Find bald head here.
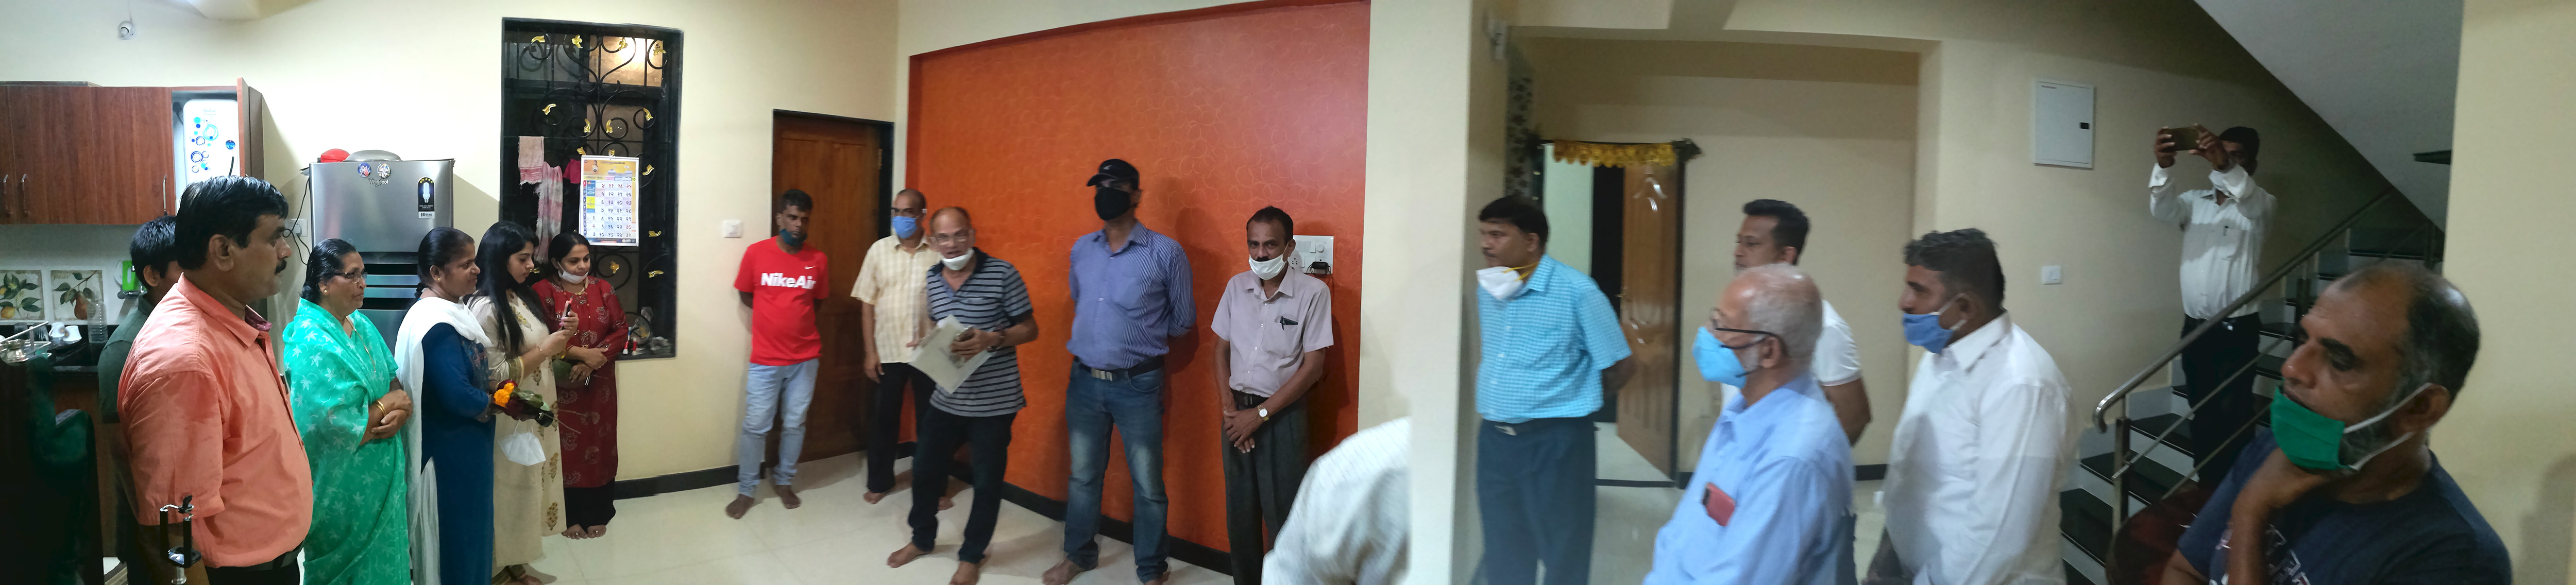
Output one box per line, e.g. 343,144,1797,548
930,206,972,231
1720,264,1823,368
895,188,927,211
928,206,977,259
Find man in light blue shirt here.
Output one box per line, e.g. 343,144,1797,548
1649,264,1855,585
1472,195,1635,585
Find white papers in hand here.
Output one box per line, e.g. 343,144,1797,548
911,316,995,394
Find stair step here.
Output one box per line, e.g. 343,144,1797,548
2083,452,2190,506
2066,562,2098,585
2131,414,2197,459
2060,489,2113,563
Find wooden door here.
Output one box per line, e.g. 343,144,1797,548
87,87,174,223
770,112,886,463
1615,164,1682,475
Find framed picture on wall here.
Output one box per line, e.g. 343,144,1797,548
0,269,46,322
50,269,105,322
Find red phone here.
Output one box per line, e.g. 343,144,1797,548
1701,482,1736,526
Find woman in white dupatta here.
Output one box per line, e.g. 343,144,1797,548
395,227,518,585
468,221,573,585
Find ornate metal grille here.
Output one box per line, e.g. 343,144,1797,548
500,18,682,358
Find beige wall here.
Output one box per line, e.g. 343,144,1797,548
0,0,901,479
2436,0,2576,579
1720,0,2414,426
1522,38,1919,468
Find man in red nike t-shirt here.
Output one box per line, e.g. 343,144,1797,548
727,189,830,519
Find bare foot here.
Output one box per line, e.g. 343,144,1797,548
778,484,802,509
1143,572,1168,585
725,494,754,519
1042,559,1088,585
584,524,606,538
940,495,955,511
887,543,930,568
561,525,586,539
865,491,887,505
951,561,983,585
516,574,544,585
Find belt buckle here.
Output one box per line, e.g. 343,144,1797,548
1496,423,1517,436
1091,368,1114,380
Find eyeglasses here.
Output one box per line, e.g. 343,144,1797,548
927,231,972,246
1704,310,1776,349
891,206,926,217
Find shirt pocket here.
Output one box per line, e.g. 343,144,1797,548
1255,314,1305,359
1110,274,1165,314
955,292,1006,325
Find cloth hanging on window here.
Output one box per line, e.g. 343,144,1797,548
517,136,563,261
1549,139,1702,168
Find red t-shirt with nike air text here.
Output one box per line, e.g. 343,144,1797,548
734,237,829,365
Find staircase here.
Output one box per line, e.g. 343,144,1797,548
2062,188,2442,585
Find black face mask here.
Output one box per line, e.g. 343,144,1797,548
1094,186,1132,220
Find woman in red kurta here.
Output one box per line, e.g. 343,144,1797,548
532,233,628,539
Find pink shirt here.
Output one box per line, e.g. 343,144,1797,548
1210,269,1334,397
117,275,311,567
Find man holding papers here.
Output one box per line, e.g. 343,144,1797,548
888,207,1037,585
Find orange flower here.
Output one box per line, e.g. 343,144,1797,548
492,380,517,406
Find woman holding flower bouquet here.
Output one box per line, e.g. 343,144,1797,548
470,221,574,585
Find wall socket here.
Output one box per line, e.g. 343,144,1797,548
2041,265,2063,285
721,219,742,238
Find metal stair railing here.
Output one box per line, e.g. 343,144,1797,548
2083,186,2402,573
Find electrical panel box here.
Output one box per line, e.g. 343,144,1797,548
2033,79,2095,168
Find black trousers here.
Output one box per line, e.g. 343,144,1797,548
910,407,1016,564
1476,417,1596,585
868,363,935,494
1222,391,1310,585
204,550,298,585
2179,314,2265,483
565,485,616,527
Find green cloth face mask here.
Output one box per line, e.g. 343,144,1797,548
2269,382,2431,472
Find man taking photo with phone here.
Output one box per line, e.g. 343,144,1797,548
2149,124,2275,484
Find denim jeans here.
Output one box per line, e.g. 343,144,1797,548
737,359,818,495
1063,363,1170,582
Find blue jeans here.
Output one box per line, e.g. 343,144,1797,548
1063,363,1169,582
737,359,818,495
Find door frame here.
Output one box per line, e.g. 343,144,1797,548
769,110,895,235
766,109,894,466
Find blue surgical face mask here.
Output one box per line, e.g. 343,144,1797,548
891,215,920,239
1693,327,1755,387
1902,295,1965,353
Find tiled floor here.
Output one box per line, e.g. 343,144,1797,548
520,454,1228,585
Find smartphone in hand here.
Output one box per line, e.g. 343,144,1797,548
2161,126,2201,152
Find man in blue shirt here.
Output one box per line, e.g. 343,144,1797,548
1472,195,1635,585
1049,159,1195,585
2162,264,2507,584
1648,264,1854,585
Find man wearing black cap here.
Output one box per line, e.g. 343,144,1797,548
2149,124,2274,483
1050,158,1195,585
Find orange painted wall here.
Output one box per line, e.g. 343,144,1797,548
906,1,1368,554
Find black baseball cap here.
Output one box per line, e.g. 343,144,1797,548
1086,159,1140,188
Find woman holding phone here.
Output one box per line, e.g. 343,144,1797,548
533,232,626,540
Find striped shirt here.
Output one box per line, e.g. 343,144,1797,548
850,235,941,363
923,249,1032,417
1474,255,1632,423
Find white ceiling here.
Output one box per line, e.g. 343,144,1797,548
2193,0,2463,223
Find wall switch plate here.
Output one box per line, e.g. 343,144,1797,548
2041,265,2063,285
1293,235,1335,274
721,219,742,238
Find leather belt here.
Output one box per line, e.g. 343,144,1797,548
1080,355,1163,380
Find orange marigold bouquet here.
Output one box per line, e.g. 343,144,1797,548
488,380,557,426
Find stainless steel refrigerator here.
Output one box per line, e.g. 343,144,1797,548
307,158,454,345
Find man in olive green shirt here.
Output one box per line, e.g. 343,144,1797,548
96,216,183,416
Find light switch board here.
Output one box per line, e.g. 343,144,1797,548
2041,265,2063,285
722,219,743,238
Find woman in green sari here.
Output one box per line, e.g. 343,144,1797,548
285,238,416,584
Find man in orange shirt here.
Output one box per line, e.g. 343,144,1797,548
118,176,310,585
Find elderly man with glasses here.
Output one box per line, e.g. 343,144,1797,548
1645,263,1855,585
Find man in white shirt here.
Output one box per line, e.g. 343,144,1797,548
1263,418,1410,585
1869,228,2073,585
1730,199,1870,444
2149,125,2274,482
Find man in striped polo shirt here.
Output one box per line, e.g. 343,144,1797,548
1471,195,1635,585
887,207,1037,585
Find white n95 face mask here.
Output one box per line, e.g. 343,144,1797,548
1476,266,1524,301
940,251,973,271
1249,253,1287,280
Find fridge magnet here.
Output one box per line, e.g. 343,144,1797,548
52,269,104,321
0,270,46,322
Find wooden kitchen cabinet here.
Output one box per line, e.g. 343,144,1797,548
0,80,259,225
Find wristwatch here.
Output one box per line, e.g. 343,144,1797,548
1257,407,1270,421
